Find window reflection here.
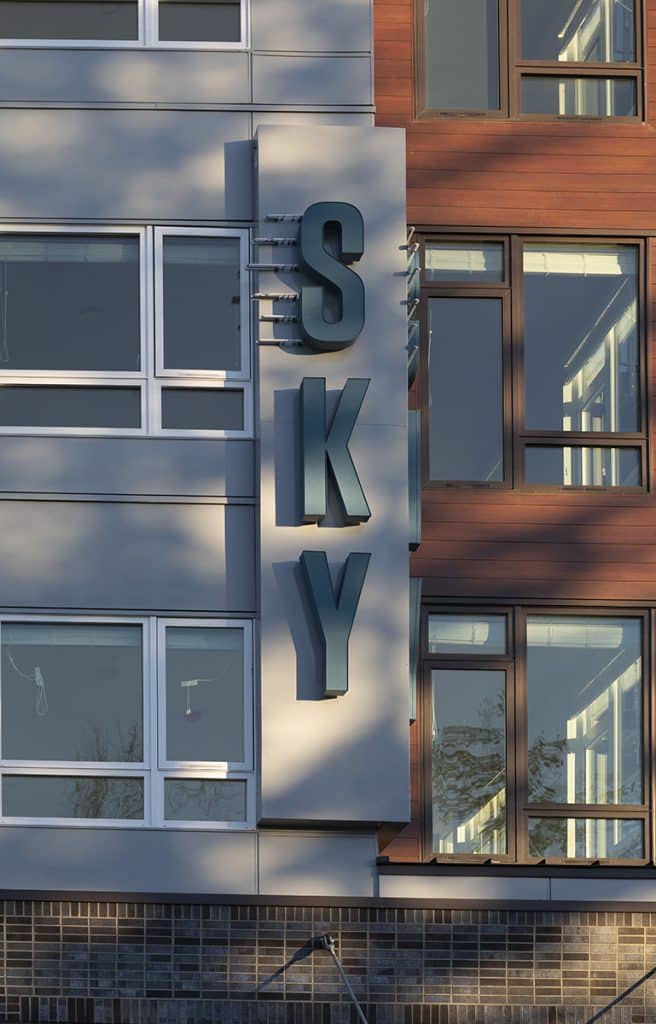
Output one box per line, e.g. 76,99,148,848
2,775,144,820
521,75,636,116
529,817,643,860
524,245,639,432
525,445,641,487
432,669,506,855
527,617,642,806
428,297,504,482
1,623,143,763
521,0,635,63
424,0,500,111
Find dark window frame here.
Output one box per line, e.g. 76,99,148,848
415,0,644,120
420,604,652,867
419,232,648,492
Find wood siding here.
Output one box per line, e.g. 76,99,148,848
375,0,656,863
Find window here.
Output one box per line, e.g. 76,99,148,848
418,0,641,118
0,0,245,47
421,236,645,488
0,616,254,828
0,226,252,437
424,608,648,863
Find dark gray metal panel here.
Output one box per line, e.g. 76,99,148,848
301,378,371,524
0,826,257,893
0,109,252,221
251,0,371,53
0,49,249,104
0,437,255,498
409,577,422,724
408,410,422,549
252,55,372,107
0,500,256,611
299,550,370,698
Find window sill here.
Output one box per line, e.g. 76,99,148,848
0,40,248,52
378,861,656,878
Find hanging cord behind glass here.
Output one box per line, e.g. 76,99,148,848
6,649,48,716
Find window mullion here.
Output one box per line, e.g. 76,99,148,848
142,0,156,46
514,608,529,862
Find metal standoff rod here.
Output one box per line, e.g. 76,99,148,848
256,933,369,1023
317,934,369,1024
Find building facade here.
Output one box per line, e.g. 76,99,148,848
375,0,656,1020
3,1,656,1023
0,1,413,1021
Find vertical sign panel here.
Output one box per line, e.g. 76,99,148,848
257,125,409,825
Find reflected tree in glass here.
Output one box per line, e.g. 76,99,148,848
432,670,506,855
527,617,642,807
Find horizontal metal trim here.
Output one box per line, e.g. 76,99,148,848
0,889,656,912
0,493,256,504
378,863,656,879
0,100,375,113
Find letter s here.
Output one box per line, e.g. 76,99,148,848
298,201,365,352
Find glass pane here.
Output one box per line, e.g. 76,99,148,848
1,623,143,762
0,0,138,39
0,386,141,429
2,776,144,819
529,818,644,860
521,0,635,62
525,446,641,487
524,244,639,432
159,0,240,42
162,237,241,371
164,779,246,822
0,236,140,371
425,242,504,283
424,0,500,110
521,76,636,116
428,614,507,655
432,669,506,855
161,388,243,431
527,616,642,805
428,297,504,481
165,627,245,763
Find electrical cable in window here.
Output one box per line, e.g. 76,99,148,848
6,648,48,716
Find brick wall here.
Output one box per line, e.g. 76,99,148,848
1,901,656,1022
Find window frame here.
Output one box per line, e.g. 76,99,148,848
156,616,254,773
416,0,644,121
0,223,252,440
0,613,255,830
419,232,648,492
420,604,651,867
0,0,249,50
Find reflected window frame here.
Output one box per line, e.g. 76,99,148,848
420,605,651,866
0,0,248,50
421,605,518,864
417,0,643,120
0,223,253,440
0,613,255,831
419,232,647,492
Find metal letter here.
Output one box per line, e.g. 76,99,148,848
299,201,365,351
301,377,371,525
300,550,371,698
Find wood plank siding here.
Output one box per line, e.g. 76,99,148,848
376,0,656,230
375,0,656,862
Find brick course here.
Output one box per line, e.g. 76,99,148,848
1,903,656,1022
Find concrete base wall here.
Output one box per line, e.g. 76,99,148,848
1,901,655,1022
